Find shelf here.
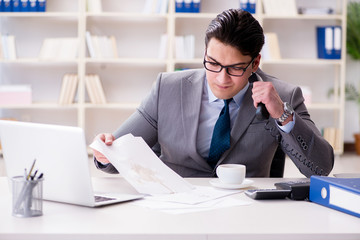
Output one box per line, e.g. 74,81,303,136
85,58,167,66
0,12,79,17
174,58,203,64
262,14,343,20
0,103,79,109
174,13,218,19
86,12,168,19
0,58,78,64
262,59,343,65
84,103,139,109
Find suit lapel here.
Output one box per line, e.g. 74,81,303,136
181,70,212,170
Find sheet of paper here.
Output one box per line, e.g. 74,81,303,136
90,134,194,195
133,191,251,214
148,186,243,205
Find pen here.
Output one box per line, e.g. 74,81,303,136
26,159,36,181
36,173,44,180
31,170,38,180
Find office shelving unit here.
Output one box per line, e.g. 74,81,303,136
0,0,347,154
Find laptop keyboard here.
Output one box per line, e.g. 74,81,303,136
95,195,116,202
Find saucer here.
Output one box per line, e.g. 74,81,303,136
209,178,254,190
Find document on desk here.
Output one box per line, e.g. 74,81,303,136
90,134,195,195
134,186,251,214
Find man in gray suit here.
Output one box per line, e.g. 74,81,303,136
93,9,334,178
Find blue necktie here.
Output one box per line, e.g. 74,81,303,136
208,99,232,168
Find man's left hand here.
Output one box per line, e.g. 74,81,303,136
252,81,285,120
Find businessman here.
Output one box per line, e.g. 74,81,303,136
93,9,334,178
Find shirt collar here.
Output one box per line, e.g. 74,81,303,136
206,78,250,107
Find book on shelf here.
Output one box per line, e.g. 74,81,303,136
87,0,102,13
322,127,342,151
0,85,32,105
175,34,195,59
58,74,79,105
109,36,119,58
86,31,118,59
317,26,342,60
7,35,17,60
85,74,107,104
39,38,79,60
158,34,168,59
0,34,17,60
261,32,281,60
309,176,360,218
240,0,256,14
298,7,333,15
262,0,297,16
175,0,201,13
143,0,169,14
86,31,96,58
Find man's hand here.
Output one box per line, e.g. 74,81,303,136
92,133,115,164
252,81,285,120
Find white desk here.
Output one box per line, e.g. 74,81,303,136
0,177,359,240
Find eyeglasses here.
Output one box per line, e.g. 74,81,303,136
203,56,255,77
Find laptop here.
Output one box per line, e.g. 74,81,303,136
0,120,143,207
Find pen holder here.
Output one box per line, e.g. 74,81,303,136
11,176,44,218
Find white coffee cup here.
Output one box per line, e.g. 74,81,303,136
216,164,246,184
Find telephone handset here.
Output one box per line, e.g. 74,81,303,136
249,73,270,121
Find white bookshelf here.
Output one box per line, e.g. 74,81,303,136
0,0,347,154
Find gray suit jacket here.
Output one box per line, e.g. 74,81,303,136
97,68,334,177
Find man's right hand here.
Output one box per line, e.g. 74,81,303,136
92,133,115,164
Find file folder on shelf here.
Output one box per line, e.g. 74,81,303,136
20,0,29,11
29,0,37,12
192,0,200,13
3,0,11,12
12,0,21,12
309,176,360,218
175,0,200,13
240,0,256,14
316,26,342,59
175,0,184,12
183,0,192,12
37,0,46,12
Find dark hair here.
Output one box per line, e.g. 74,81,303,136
205,9,264,59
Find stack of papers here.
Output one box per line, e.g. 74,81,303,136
90,134,251,213
134,186,251,214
